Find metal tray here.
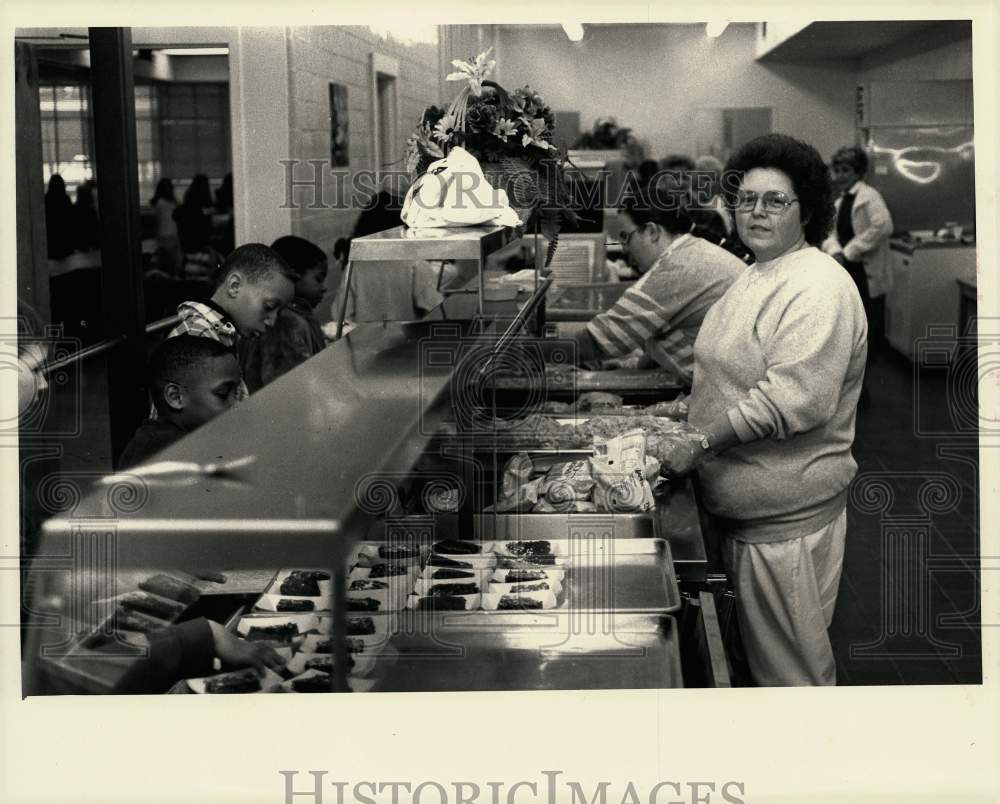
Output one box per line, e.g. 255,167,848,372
370,611,682,691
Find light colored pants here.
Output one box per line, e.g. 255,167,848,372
725,509,847,687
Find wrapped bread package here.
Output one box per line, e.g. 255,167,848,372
501,452,534,499
490,477,543,513
532,498,597,514
590,429,655,513
541,460,595,502
482,590,558,611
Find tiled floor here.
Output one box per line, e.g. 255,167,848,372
830,346,982,685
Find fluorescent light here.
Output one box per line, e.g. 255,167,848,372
705,22,729,38
561,23,585,42
159,47,228,57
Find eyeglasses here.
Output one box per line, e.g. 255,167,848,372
733,191,799,214
619,228,640,248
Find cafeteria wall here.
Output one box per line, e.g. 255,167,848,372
286,26,442,255
495,23,856,161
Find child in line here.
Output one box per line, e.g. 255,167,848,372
241,235,329,391
166,242,297,403
120,336,242,469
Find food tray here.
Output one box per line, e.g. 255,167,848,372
371,611,682,691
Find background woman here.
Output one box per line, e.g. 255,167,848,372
150,177,181,275
655,133,868,686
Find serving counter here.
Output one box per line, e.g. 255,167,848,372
27,226,728,695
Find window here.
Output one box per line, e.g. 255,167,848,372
156,82,231,197
39,84,95,195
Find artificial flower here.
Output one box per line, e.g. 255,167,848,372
432,114,457,143
493,118,519,142
445,47,496,97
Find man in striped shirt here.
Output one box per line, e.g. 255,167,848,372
572,196,745,386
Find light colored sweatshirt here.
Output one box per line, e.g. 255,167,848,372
688,246,868,542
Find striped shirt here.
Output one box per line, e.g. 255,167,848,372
586,234,744,384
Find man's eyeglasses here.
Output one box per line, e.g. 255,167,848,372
733,191,799,214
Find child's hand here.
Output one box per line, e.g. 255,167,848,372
209,621,287,673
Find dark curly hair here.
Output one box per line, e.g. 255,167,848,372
832,145,868,176
721,134,835,247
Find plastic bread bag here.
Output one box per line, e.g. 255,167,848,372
254,594,328,614
501,452,535,499
541,460,595,502
481,590,558,611
491,476,544,513
400,146,522,229
592,473,655,513
237,614,320,642
285,651,376,679
643,397,689,420
488,578,563,598
490,566,566,584
268,569,334,598
281,669,376,693
186,667,283,694
405,592,482,612
643,455,662,481
532,497,597,514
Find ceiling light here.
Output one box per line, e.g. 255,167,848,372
705,22,729,38
159,48,229,57
561,23,585,42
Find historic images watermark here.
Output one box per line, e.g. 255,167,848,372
278,160,733,214
279,771,748,804
843,316,993,664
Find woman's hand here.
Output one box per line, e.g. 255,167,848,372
209,621,287,673
656,437,708,479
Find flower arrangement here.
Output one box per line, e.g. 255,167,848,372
573,116,635,150
405,48,577,265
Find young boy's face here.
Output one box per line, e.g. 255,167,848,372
296,260,328,308
227,271,295,336
175,353,241,430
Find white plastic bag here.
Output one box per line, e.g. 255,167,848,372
401,146,521,229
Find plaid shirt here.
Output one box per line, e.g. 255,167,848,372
587,235,744,385
149,301,249,419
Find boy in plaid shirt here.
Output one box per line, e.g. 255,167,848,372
162,243,296,406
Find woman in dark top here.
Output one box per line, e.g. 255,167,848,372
44,174,75,259
173,174,214,255
72,180,101,253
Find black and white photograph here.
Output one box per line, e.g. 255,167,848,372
2,7,997,804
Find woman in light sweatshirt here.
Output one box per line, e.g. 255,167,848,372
655,134,868,686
